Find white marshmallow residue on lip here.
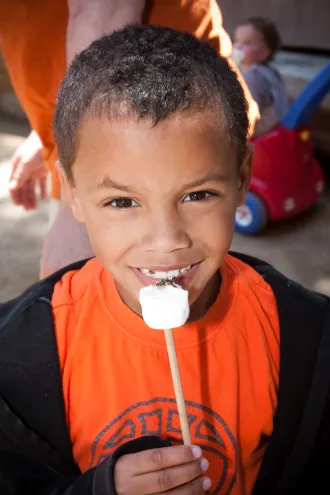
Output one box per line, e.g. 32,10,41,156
139,283,190,330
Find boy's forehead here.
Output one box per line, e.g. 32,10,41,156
77,111,226,154
73,112,237,187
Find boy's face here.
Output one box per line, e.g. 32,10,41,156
63,112,252,319
233,25,270,68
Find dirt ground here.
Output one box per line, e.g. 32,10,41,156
1,116,330,302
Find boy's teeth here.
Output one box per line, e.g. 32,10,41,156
140,265,192,279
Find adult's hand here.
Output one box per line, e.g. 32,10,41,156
9,130,48,210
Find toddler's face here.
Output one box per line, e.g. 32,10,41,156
63,112,251,320
233,24,270,68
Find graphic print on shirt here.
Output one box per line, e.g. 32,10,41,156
89,398,237,495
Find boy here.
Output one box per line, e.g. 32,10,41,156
3,0,259,279
233,17,290,135
0,25,329,495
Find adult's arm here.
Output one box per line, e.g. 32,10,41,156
66,0,146,66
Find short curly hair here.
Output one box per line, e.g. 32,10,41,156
54,24,249,181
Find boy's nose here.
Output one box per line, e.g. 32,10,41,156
142,209,191,253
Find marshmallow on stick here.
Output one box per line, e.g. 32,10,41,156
139,279,191,445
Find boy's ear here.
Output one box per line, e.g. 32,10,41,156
57,162,85,224
237,144,254,207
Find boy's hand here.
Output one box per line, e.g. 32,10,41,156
114,444,211,495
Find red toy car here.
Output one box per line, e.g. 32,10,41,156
235,62,329,234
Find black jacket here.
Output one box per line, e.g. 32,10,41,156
0,253,329,494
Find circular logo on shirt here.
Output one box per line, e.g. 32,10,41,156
89,398,237,495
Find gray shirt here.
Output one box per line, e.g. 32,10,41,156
242,63,291,135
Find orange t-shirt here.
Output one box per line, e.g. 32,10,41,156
0,0,229,200
52,255,280,494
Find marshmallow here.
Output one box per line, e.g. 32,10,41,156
139,282,190,330
230,48,244,65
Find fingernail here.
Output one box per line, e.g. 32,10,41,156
203,477,212,491
191,445,202,458
200,458,209,472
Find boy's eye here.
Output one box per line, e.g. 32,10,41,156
183,191,215,202
107,198,139,208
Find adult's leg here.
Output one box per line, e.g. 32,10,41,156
40,200,94,278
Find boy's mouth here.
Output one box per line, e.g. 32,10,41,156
138,265,192,280
132,263,199,288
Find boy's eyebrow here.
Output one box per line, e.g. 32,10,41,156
92,171,227,193
183,171,228,189
92,176,135,193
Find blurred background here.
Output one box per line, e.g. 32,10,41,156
0,0,329,301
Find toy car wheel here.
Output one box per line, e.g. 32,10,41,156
235,192,268,234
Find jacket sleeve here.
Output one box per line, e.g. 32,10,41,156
0,436,169,495
0,453,97,495
298,307,330,489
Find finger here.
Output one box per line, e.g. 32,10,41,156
9,187,22,206
21,187,33,211
160,475,212,495
134,458,207,494
9,175,21,193
10,191,24,207
39,176,48,200
129,445,203,476
22,181,37,210
9,161,27,189
27,181,38,210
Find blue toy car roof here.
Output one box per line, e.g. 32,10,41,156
281,62,330,130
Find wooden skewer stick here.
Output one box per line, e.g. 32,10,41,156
164,328,191,445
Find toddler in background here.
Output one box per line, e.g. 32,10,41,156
233,17,291,136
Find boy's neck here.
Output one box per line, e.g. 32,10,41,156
188,271,221,322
